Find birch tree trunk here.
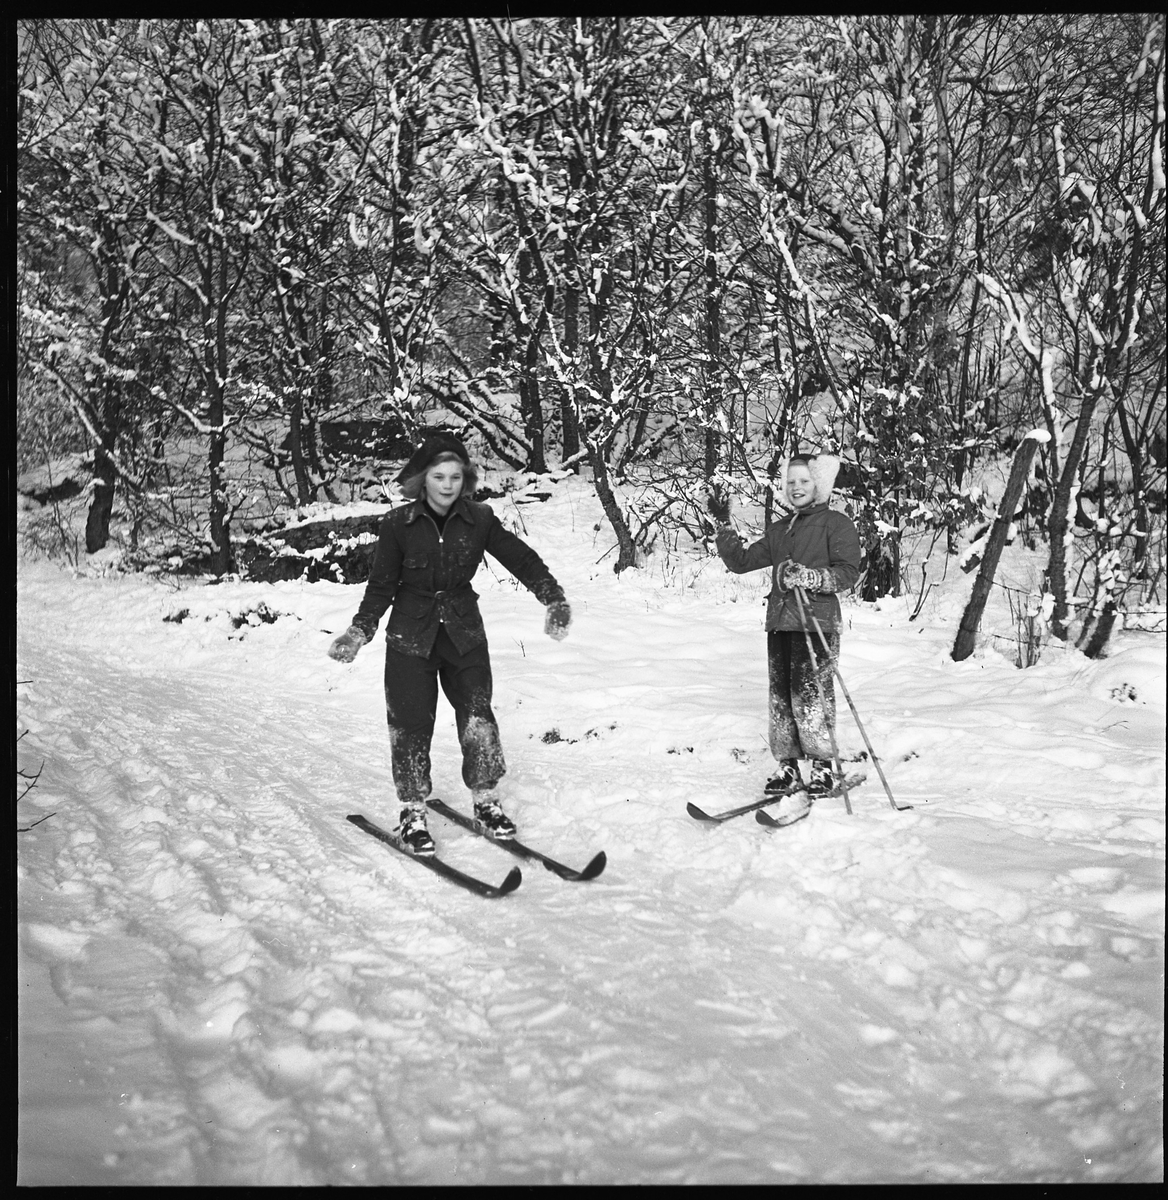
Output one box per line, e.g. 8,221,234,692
952,431,1044,661
1045,378,1105,641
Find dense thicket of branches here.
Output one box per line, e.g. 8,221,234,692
17,16,1166,651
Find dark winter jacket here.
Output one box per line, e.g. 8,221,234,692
716,502,862,633
351,495,565,657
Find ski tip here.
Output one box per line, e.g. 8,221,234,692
686,802,713,821
756,806,810,829
579,850,607,880
497,865,523,895
346,813,366,827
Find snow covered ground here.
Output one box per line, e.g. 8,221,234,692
16,478,1164,1183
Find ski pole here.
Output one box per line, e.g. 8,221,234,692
794,586,911,812
792,586,852,816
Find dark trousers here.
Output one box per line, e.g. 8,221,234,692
384,626,506,805
767,628,839,762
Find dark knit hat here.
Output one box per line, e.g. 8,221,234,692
395,431,470,483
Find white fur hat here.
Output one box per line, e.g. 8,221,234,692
783,453,841,503
807,454,841,502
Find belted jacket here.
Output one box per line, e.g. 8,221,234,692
351,496,565,657
716,502,862,633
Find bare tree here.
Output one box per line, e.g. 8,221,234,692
979,14,1165,650
18,19,154,553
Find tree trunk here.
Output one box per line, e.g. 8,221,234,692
83,219,131,553
702,127,722,480
287,389,313,507
587,441,638,572
861,535,901,603
206,252,233,577
84,380,122,553
561,284,581,467
515,245,547,473
85,449,117,553
519,369,547,474
1079,598,1118,659
1114,396,1149,579
1046,380,1105,640
519,318,547,474
559,149,585,470
952,432,1042,661
207,405,231,575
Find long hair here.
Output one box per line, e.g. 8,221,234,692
398,451,478,502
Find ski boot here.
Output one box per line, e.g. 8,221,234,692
397,804,435,857
473,790,517,839
764,758,804,795
805,759,836,798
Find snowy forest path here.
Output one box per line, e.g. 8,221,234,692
18,632,962,1183
16,563,1164,1185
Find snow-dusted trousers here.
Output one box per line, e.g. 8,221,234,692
766,628,839,762
383,625,506,805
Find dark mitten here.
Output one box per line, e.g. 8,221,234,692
706,484,731,526
544,600,572,641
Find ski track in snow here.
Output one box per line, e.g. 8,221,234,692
16,483,1165,1184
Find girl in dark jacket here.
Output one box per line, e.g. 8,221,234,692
328,433,571,855
709,452,861,825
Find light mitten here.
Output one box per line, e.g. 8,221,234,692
328,625,368,662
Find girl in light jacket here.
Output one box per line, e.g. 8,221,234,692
709,452,861,824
